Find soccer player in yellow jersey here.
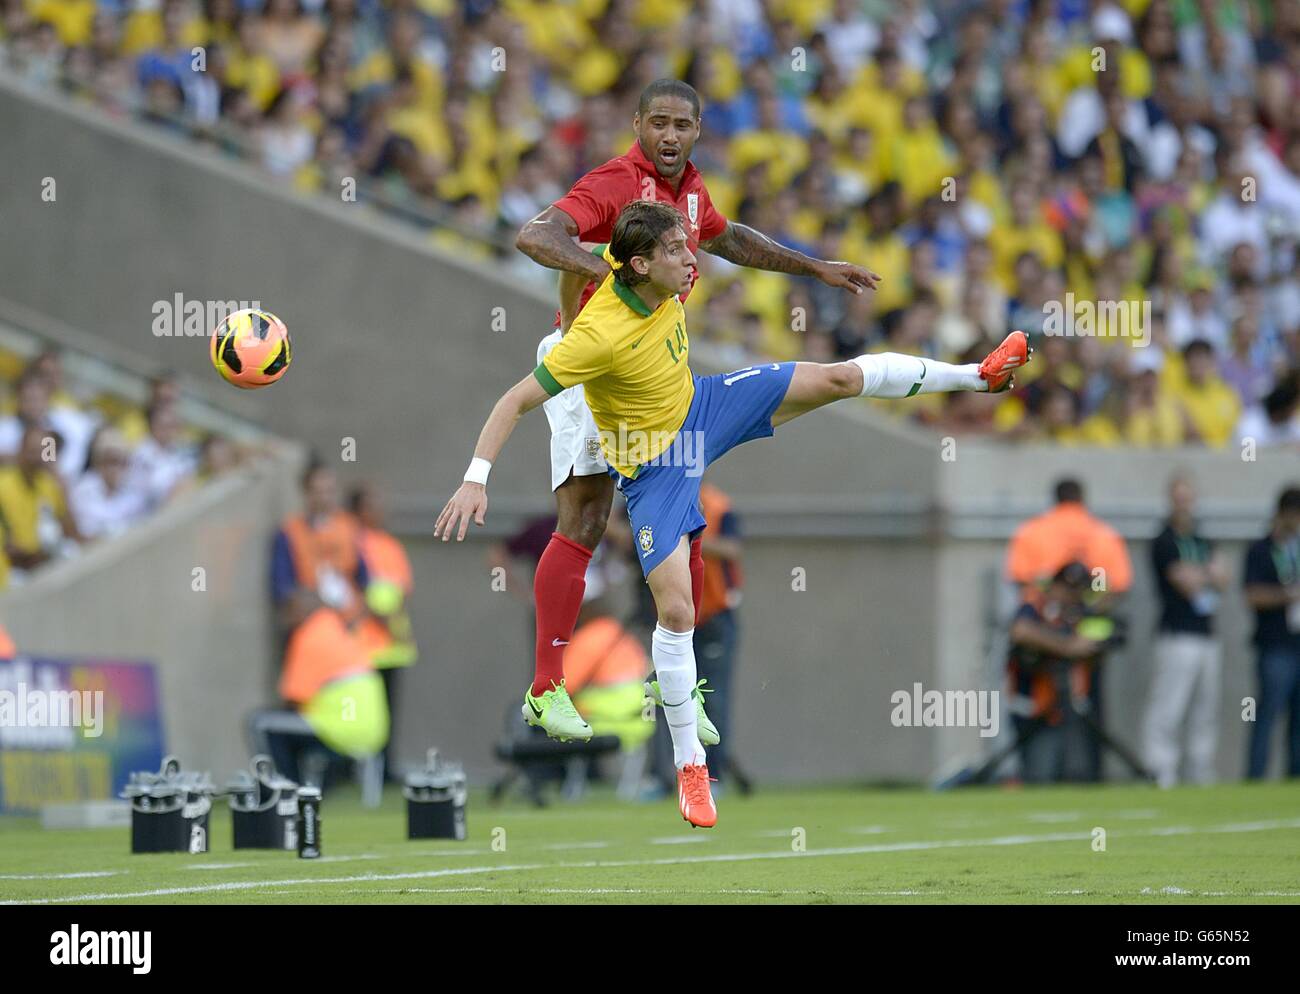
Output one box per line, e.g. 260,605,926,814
437,201,1031,828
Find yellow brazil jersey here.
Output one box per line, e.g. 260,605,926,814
0,466,66,555
535,274,694,479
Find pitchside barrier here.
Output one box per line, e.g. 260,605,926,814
2,74,1295,784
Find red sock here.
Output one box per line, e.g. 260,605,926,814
531,532,592,696
689,535,704,626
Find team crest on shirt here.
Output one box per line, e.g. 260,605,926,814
585,436,600,458
686,193,699,227
638,525,655,557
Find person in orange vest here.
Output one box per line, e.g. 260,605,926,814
561,612,653,751
270,460,369,630
1005,478,1133,781
247,591,390,787
1005,478,1133,606
0,622,16,658
348,483,418,780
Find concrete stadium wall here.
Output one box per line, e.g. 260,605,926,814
0,447,305,778
3,76,1296,785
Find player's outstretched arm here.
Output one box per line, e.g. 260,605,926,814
699,221,880,293
516,206,612,284
434,373,550,542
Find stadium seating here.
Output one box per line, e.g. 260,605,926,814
2,0,1295,446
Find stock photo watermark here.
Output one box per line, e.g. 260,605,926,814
1042,294,1152,348
890,683,1000,739
151,294,262,337
0,660,105,742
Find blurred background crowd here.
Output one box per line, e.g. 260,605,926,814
0,343,252,589
2,0,1298,447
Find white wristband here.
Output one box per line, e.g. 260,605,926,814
464,457,491,486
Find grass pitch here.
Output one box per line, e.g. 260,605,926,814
2,782,1298,904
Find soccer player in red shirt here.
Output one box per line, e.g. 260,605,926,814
508,78,879,740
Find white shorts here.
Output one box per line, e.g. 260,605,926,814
537,330,607,491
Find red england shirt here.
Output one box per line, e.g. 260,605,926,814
550,142,728,324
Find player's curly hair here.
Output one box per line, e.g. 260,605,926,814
609,200,686,287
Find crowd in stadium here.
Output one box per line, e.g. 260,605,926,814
0,347,245,588
3,0,1298,445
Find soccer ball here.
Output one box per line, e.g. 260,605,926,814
210,308,293,389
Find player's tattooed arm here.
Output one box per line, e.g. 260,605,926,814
435,374,551,542
516,206,612,283
558,269,587,333
558,242,602,333
700,221,881,293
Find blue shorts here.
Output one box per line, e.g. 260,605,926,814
612,362,796,577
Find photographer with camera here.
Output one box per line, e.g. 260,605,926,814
1007,562,1110,784
1005,480,1134,780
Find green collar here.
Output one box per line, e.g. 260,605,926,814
611,278,656,317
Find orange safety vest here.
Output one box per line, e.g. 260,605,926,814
0,623,15,658
561,616,649,695
279,606,373,705
698,484,743,625
281,511,363,608
360,527,413,594
1005,502,1133,593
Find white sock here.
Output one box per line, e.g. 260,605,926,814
652,623,704,768
850,353,986,397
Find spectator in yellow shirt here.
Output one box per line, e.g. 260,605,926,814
1118,368,1186,447
28,0,95,47
0,425,83,581
729,92,809,193
1170,340,1242,447
989,183,1064,290
887,95,955,207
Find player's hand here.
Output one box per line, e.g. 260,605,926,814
815,260,881,294
434,482,488,542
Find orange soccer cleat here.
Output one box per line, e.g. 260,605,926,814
676,763,718,829
978,330,1032,392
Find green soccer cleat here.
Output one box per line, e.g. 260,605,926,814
644,678,720,746
522,680,593,742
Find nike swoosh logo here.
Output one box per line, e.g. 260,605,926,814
527,699,543,719
630,333,649,349
551,638,569,647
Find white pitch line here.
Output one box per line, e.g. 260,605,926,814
326,887,949,898
544,842,610,851
1,864,551,905
315,853,381,864
1052,890,1300,898
0,870,124,881
10,817,1300,905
